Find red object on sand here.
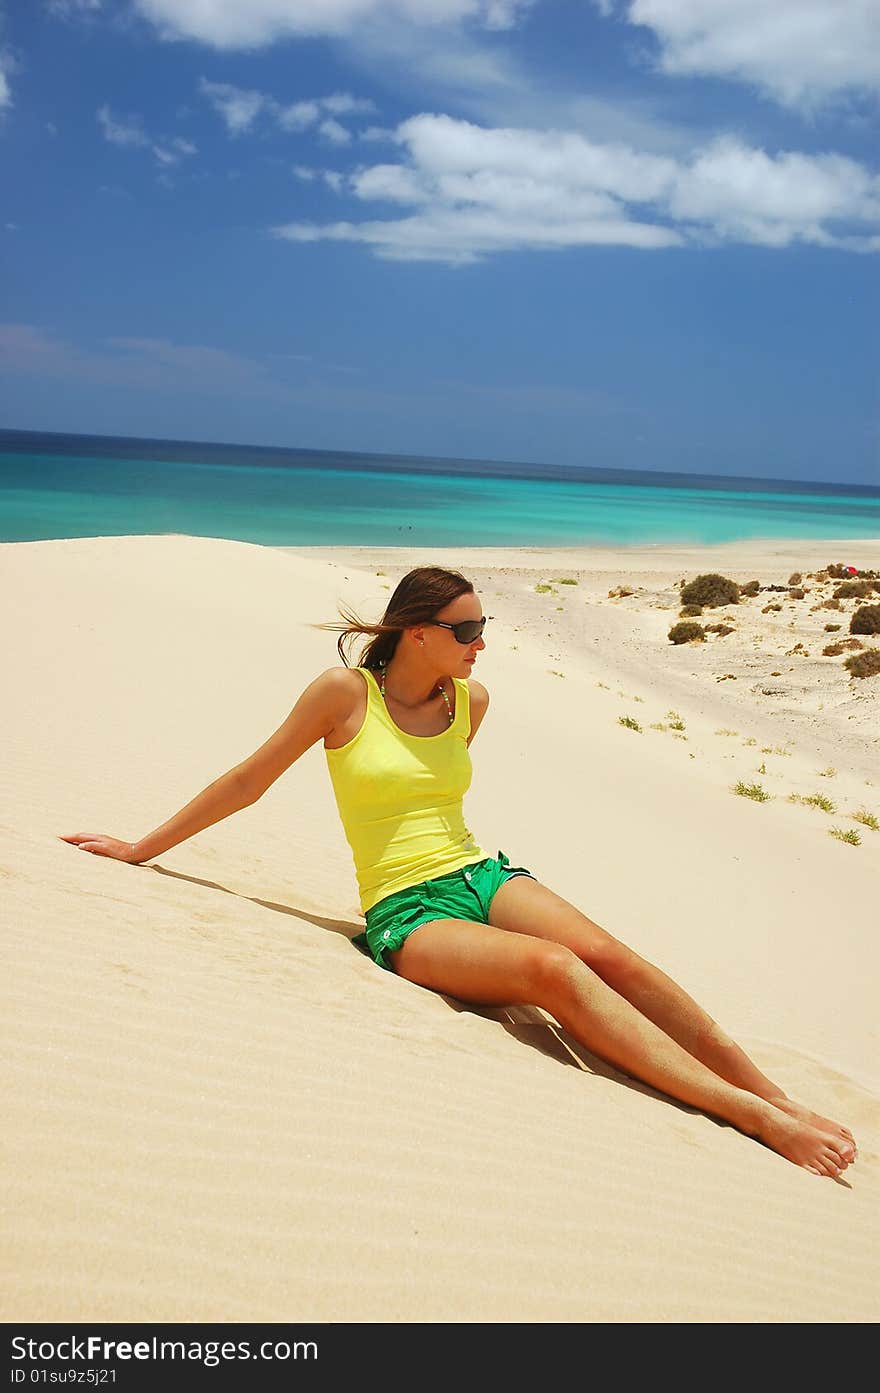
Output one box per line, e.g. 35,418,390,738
845,565,858,575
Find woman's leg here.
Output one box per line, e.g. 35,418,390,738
488,875,856,1151
388,919,854,1177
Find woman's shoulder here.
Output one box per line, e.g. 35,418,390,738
311,664,370,711
465,676,490,713
463,677,489,744
318,664,370,693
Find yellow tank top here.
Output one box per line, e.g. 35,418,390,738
324,666,487,913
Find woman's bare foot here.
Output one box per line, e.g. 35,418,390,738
768,1096,857,1159
752,1102,855,1177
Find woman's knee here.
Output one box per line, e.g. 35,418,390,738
582,932,648,985
524,940,587,1004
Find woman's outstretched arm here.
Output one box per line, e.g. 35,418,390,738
59,667,357,865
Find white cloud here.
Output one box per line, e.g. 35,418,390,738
152,137,199,165
277,99,320,131
293,164,347,190
47,0,102,14
134,1,534,49
271,112,880,263
0,67,10,111
320,93,377,116
98,105,198,166
359,125,396,142
669,138,879,236
319,117,351,145
97,104,149,147
609,0,880,108
198,79,267,134
200,80,375,139
0,323,301,398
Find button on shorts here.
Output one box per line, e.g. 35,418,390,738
356,850,535,972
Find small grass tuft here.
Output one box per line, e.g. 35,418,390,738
852,809,879,831
733,781,771,802
829,828,861,846
618,715,642,731
789,793,836,813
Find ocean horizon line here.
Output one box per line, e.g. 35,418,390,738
3,426,877,499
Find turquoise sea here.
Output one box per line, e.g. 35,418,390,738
1,429,877,548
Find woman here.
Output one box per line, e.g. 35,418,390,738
61,565,856,1178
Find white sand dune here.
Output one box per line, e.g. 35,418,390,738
2,532,878,1322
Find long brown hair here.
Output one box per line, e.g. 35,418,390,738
313,566,475,669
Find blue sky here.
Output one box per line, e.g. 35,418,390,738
1,0,878,484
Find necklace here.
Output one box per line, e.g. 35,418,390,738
378,661,453,725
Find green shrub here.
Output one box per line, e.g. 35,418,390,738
740,580,761,596
679,604,703,617
788,572,802,585
850,603,880,635
680,573,740,607
845,649,880,679
668,621,705,644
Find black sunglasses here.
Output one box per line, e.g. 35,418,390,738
425,616,487,644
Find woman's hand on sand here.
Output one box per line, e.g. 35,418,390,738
59,833,139,863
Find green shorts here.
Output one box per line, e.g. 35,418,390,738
355,850,535,972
